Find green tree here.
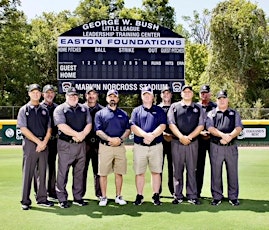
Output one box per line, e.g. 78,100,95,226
74,0,124,24
185,42,209,99
30,11,77,89
208,0,269,107
182,9,211,45
140,0,175,29
0,0,35,105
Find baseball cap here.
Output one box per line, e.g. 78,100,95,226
107,89,119,97
141,86,153,95
86,86,98,94
200,85,210,93
66,87,78,95
28,84,41,92
217,90,228,99
43,84,54,93
181,85,193,92
161,86,172,93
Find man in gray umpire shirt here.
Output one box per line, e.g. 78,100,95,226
53,87,92,208
206,90,243,206
17,84,53,210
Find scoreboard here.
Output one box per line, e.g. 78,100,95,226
57,19,185,94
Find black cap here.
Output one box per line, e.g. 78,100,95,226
217,90,228,99
181,85,193,91
66,87,78,95
28,84,41,92
161,86,172,93
43,84,54,93
85,86,98,94
200,85,210,93
107,89,119,97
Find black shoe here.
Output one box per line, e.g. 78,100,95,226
73,199,88,206
21,204,31,210
37,200,54,207
211,199,222,206
229,199,240,206
152,193,162,205
133,194,144,205
59,201,70,208
172,198,183,204
188,198,201,205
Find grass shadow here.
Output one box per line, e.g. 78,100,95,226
30,197,269,218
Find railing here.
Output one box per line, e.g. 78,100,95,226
1,106,269,120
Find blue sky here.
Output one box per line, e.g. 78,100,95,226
19,0,269,26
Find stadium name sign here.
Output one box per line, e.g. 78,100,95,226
57,19,185,94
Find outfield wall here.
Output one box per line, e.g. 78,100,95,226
0,119,269,146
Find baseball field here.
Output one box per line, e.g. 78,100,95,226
0,146,268,230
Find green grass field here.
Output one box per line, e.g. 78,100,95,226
0,146,268,230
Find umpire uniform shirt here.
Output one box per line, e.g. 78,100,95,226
167,101,204,200
206,108,243,200
53,102,92,202
17,103,51,205
130,105,167,145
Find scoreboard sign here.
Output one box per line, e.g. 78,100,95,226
57,19,185,94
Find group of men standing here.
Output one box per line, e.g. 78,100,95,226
17,83,243,210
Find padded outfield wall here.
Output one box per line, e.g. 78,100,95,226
0,119,268,146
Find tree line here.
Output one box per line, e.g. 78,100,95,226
0,0,268,114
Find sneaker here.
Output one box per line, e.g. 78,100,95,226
133,194,144,205
59,201,70,208
115,196,127,205
229,199,240,206
21,204,30,210
99,197,108,206
152,193,162,206
188,198,201,205
73,199,88,206
172,198,183,204
211,199,222,206
37,200,54,207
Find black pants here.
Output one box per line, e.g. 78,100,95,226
159,140,174,196
196,137,210,197
82,141,101,198
47,139,58,197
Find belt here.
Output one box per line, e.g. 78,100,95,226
172,137,197,142
136,142,160,147
100,140,122,146
211,139,235,146
50,135,58,141
59,137,81,144
87,137,99,144
37,137,44,141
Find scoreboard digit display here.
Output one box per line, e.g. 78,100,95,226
57,19,185,94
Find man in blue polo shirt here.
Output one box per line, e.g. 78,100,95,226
95,89,130,207
167,85,204,205
130,86,166,206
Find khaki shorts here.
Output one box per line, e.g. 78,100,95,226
98,143,127,176
133,143,163,175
